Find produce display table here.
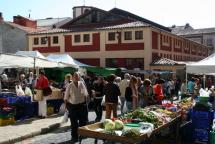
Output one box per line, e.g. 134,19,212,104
78,115,181,144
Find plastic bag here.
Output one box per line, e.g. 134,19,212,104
25,87,33,97
139,122,154,137
118,96,121,106
123,101,128,113
59,103,66,114
101,95,105,106
61,111,69,124
15,85,25,96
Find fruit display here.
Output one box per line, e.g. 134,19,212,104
178,98,193,111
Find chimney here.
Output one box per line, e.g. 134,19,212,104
0,12,3,22
13,15,37,28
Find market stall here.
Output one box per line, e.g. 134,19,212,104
0,53,76,125
78,105,182,144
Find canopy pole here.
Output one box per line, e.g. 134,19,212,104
185,70,188,91
203,74,206,89
32,57,36,101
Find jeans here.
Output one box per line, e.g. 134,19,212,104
120,97,125,115
66,102,87,139
126,101,132,112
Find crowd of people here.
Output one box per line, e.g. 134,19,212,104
1,69,213,142
62,72,189,142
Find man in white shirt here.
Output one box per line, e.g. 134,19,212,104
64,72,88,142
119,73,130,115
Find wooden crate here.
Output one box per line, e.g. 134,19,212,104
78,115,181,144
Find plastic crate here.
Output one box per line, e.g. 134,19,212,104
0,117,15,126
193,119,212,130
0,98,7,106
192,110,214,120
193,129,209,143
199,96,209,103
210,131,215,144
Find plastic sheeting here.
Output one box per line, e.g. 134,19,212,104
0,53,73,68
46,54,91,67
186,52,215,74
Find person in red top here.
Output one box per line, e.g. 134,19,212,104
36,71,49,90
36,70,49,118
153,79,165,104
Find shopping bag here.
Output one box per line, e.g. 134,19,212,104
123,101,128,113
34,89,43,101
59,103,66,114
101,95,106,106
15,85,25,96
25,87,33,97
118,96,121,106
61,111,69,124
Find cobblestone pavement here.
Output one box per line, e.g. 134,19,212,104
16,111,121,144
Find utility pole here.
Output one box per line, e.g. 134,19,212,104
115,0,117,8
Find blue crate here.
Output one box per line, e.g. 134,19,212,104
192,110,214,120
192,118,212,130
193,129,209,143
6,97,19,104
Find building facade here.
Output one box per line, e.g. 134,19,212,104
0,13,41,53
171,24,215,53
28,22,209,70
27,7,210,70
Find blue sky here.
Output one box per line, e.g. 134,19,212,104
0,0,214,29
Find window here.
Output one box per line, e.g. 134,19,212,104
53,36,58,44
41,37,47,44
124,31,132,40
74,35,81,43
135,31,143,40
108,32,115,41
33,38,39,45
206,38,213,46
83,34,90,42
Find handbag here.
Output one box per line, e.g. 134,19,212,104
43,87,52,96
34,89,43,101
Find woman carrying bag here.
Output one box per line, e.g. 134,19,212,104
35,70,51,118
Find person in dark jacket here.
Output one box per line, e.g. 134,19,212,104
92,76,105,122
104,74,120,119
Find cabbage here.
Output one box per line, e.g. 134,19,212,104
103,119,113,127
114,120,124,130
105,121,115,131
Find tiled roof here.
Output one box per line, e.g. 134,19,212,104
172,26,215,35
151,58,186,66
36,17,72,28
110,8,171,32
98,21,150,30
177,28,215,35
5,22,44,33
29,28,70,35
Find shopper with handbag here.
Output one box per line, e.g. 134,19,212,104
64,72,88,143
35,70,49,118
